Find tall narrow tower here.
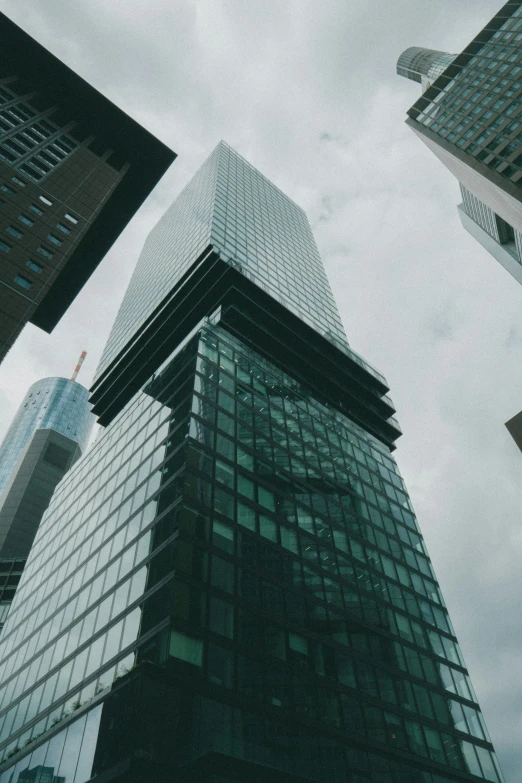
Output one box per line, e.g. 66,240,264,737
0,143,504,783
0,370,93,501
397,47,457,91
0,358,94,632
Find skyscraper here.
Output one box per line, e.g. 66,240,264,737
397,48,458,92
0,13,176,363
0,372,94,632
0,376,94,500
397,1,522,285
0,143,504,783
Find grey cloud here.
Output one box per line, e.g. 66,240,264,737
0,0,520,778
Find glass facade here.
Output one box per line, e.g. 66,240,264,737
409,4,522,183
96,141,349,383
0,706,102,783
0,321,503,782
397,48,457,90
0,559,25,634
399,2,522,287
0,144,504,782
0,378,94,500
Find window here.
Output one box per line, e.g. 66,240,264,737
64,212,78,224
19,215,34,227
0,148,15,165
258,486,275,511
212,520,234,553
39,194,52,206
47,234,62,246
0,240,11,252
30,157,50,174
0,184,15,195
207,641,233,687
45,145,65,161
57,223,71,235
36,150,58,167
11,176,25,187
210,554,234,593
20,127,41,144
5,226,22,238
209,597,234,638
289,632,309,664
216,460,234,488
27,260,43,273
29,203,43,215
169,630,203,666
37,246,53,259
20,164,43,181
496,215,515,244
14,275,32,290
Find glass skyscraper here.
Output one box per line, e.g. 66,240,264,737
0,376,94,634
397,48,457,92
0,143,504,782
0,377,93,499
397,1,522,285
95,141,350,384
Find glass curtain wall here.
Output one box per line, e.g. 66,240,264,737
0,322,503,783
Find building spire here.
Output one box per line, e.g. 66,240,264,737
71,350,87,382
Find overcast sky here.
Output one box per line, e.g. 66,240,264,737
0,0,520,778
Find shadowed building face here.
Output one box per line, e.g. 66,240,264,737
0,13,176,363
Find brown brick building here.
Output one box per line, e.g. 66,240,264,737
0,14,176,362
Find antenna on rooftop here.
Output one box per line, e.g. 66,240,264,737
71,350,87,382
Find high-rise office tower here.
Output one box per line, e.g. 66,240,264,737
0,374,93,500
0,368,94,633
0,14,176,363
397,1,522,285
0,142,504,783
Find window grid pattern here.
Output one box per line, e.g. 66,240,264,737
460,183,522,265
96,142,388,389
460,185,500,239
0,325,504,782
0,337,198,763
172,326,500,782
426,54,459,85
412,5,522,184
0,560,25,635
0,173,86,359
95,144,221,379
0,706,102,783
0,378,94,500
0,86,78,183
210,141,348,351
397,48,456,85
